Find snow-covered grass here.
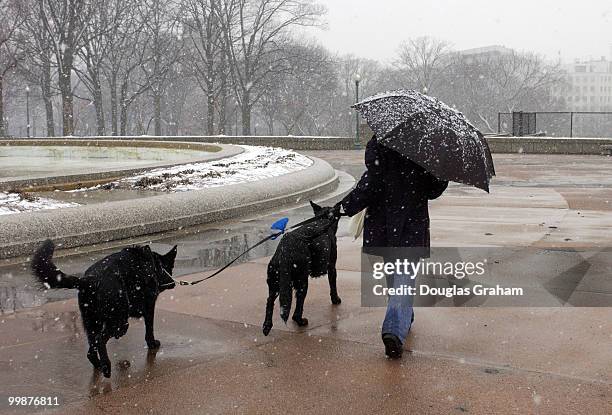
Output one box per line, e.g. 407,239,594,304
74,145,313,192
0,192,79,216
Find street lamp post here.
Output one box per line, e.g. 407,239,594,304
353,73,361,149
25,86,31,138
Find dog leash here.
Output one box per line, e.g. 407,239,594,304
174,210,342,286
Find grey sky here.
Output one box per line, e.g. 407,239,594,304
306,0,612,64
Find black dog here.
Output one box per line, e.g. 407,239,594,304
31,240,177,378
263,201,341,336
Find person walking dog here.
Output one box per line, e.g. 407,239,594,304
336,135,448,358
339,90,494,358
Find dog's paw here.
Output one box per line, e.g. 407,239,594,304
147,339,161,349
262,322,273,336
100,363,111,378
331,295,342,305
280,310,290,323
292,316,309,327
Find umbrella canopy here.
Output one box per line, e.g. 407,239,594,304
353,89,495,192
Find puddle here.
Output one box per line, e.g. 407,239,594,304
0,225,280,314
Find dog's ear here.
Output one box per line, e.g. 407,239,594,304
309,200,322,213
165,245,178,260
161,245,178,269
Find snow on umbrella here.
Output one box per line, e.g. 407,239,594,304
353,89,495,192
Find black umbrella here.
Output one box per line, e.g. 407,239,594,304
353,89,495,192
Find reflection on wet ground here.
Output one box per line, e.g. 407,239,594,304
0,205,317,314
0,305,274,406
2,152,612,413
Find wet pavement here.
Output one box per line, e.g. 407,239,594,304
1,151,612,414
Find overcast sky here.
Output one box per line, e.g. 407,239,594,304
306,0,612,64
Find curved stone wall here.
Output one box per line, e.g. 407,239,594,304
0,140,243,191
0,157,338,259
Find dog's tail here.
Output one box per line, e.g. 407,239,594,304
31,240,81,290
278,262,293,323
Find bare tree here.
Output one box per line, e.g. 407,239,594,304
115,31,154,136
258,78,282,134
76,0,130,135
101,0,173,136
441,50,564,132
396,36,451,93
20,0,57,136
183,0,227,135
163,62,190,135
37,0,97,136
215,48,230,134
9,3,570,140
99,0,148,135
259,41,336,135
140,0,183,136
216,0,325,135
0,0,25,137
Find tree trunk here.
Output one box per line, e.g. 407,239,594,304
218,100,226,135
119,81,129,135
205,47,215,135
120,103,128,136
109,73,118,136
217,53,227,135
58,50,74,136
93,84,105,136
41,87,55,137
0,77,5,137
41,60,55,137
267,116,274,135
207,90,215,135
241,104,251,135
154,92,162,136
241,89,251,135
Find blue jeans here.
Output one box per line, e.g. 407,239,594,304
382,271,415,343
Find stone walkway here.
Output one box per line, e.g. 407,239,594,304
1,151,611,414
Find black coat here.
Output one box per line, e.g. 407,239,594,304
340,136,448,252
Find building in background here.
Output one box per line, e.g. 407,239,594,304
456,45,513,63
556,49,612,112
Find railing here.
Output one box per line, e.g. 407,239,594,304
497,111,612,138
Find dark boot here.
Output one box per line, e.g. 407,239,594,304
382,333,403,359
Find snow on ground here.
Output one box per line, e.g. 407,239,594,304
0,192,79,216
75,145,313,192
0,146,312,215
